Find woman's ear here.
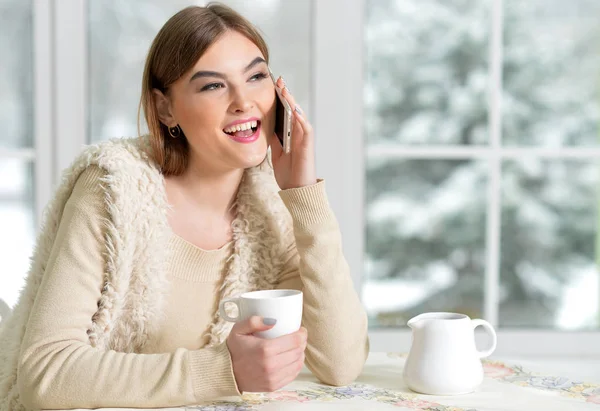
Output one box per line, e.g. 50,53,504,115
152,89,177,127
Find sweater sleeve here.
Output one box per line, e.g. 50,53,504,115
17,166,240,410
276,180,369,387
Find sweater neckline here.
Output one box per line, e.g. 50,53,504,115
169,232,234,254
169,230,234,253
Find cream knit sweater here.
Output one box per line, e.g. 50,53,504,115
0,138,369,410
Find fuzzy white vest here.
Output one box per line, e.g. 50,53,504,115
0,137,292,411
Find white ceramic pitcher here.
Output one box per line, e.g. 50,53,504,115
403,312,497,395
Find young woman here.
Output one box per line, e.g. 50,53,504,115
0,3,368,410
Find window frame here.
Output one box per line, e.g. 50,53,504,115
33,0,54,220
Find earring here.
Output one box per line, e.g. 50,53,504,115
168,125,181,138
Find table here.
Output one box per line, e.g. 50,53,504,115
64,352,600,410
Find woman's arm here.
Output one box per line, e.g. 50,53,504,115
275,180,370,387
17,166,239,410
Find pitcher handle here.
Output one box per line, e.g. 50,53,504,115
471,319,497,358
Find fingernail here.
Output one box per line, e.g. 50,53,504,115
295,106,302,115
263,318,277,325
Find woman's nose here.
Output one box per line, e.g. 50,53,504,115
229,90,254,113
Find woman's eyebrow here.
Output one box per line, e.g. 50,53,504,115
243,56,267,72
189,57,266,83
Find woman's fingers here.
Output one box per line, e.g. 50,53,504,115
273,345,306,369
281,84,297,112
270,351,305,390
277,76,314,149
276,76,285,90
293,106,312,135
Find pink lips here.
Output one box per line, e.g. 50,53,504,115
223,117,261,144
227,123,261,144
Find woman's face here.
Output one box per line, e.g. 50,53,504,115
160,30,276,172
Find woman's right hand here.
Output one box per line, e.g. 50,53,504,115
226,316,307,393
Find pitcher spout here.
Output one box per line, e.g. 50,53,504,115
407,314,425,329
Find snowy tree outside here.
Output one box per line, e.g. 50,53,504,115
364,0,600,329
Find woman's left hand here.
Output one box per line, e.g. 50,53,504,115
270,77,317,190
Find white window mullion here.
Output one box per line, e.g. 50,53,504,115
484,0,504,328
53,0,87,179
485,151,501,327
313,0,365,295
0,148,35,160
33,0,54,223
367,146,600,159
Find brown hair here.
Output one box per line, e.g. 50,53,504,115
138,3,270,176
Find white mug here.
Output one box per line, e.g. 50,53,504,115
218,289,303,339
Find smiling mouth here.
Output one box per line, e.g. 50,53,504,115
223,120,260,138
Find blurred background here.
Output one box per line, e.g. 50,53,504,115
1,0,599,356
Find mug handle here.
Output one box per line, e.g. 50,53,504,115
471,319,497,358
218,298,241,322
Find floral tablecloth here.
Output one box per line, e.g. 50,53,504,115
62,352,600,411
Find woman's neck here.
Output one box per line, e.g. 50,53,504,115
168,162,244,218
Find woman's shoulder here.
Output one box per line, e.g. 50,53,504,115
68,165,108,209
74,136,156,175
66,164,107,211
93,135,155,170
74,165,107,191
66,136,158,201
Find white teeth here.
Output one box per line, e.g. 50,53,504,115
224,120,258,133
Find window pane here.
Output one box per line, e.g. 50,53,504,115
500,160,600,329
503,0,600,146
364,159,487,327
88,0,312,142
365,0,490,146
0,0,33,149
0,160,35,309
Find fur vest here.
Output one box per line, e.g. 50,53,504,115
0,137,292,411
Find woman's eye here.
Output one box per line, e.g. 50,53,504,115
250,72,268,82
200,82,224,92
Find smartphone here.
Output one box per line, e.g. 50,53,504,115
269,67,293,154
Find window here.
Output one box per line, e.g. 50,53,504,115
359,0,600,349
313,0,600,355
0,0,52,311
0,0,35,309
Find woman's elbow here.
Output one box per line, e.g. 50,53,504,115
316,362,365,387
17,363,46,410
17,353,62,410
311,339,369,386
320,373,358,387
